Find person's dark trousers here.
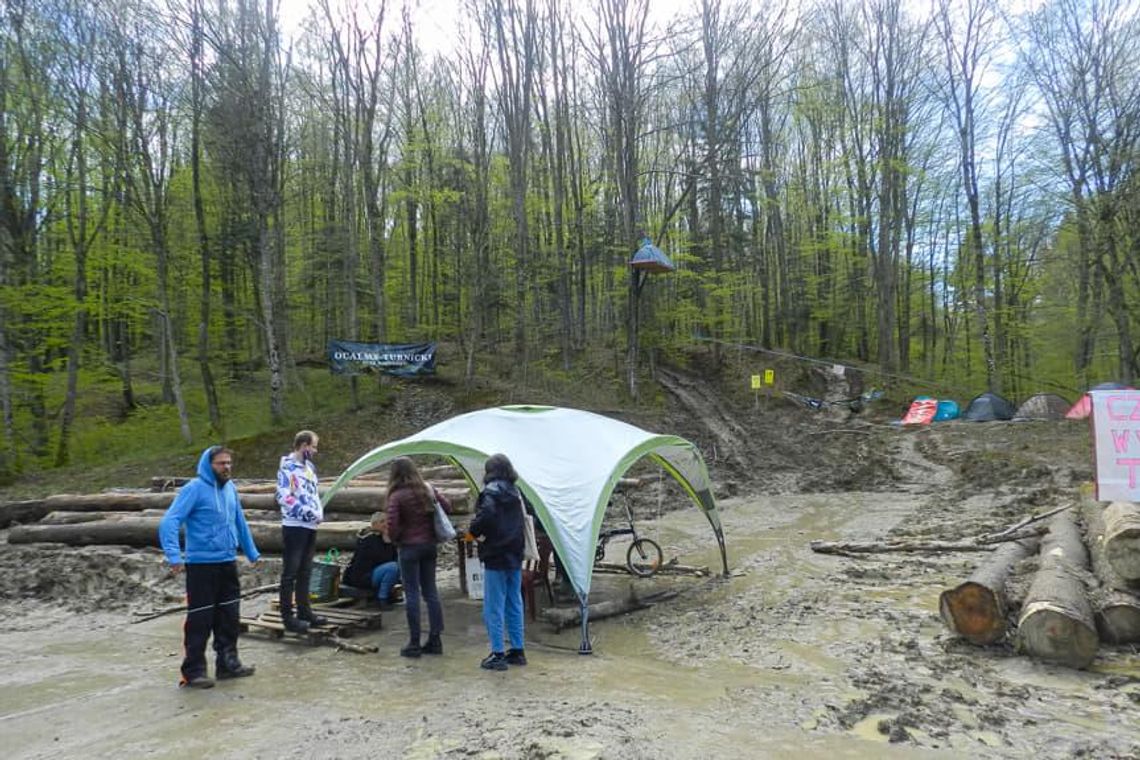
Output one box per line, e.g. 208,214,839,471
397,543,443,643
181,561,241,683
280,525,317,612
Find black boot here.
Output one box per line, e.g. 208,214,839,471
281,606,310,634
422,634,443,655
216,649,256,680
400,640,422,658
297,605,329,628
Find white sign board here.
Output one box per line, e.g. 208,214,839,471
1091,389,1140,501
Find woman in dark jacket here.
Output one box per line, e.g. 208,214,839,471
468,453,526,671
386,457,450,657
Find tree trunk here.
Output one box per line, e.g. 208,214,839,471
939,537,1038,644
190,0,222,435
0,487,472,528
8,517,368,553
1016,511,1098,669
1082,501,1140,644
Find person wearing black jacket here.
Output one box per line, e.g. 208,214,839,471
342,512,400,608
468,453,526,671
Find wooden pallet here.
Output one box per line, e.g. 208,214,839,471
267,600,384,631
239,615,378,654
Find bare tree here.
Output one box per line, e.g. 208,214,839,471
56,0,117,464
934,0,999,391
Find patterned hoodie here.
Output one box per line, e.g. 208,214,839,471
277,454,324,529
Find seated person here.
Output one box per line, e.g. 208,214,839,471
342,512,400,608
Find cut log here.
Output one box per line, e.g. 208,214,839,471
7,518,368,553
594,560,710,577
1082,501,1140,644
810,505,1068,558
0,486,471,528
809,532,1038,555
541,588,676,631
1017,511,1098,669
1102,501,1140,583
939,538,1038,645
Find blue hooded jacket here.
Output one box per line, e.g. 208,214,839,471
158,447,261,565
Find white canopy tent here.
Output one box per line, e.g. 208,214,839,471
324,405,728,652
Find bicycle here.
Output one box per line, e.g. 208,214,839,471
594,493,663,577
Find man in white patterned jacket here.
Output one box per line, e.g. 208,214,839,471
276,430,327,633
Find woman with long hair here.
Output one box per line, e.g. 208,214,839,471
468,453,527,671
386,457,450,657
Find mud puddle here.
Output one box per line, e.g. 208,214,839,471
3,483,1139,758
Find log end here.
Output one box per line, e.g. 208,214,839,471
1104,543,1140,585
1018,606,1099,669
939,582,1005,645
1095,605,1140,645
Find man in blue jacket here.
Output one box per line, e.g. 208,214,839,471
159,445,261,689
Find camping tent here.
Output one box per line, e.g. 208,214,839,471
961,392,1015,421
1014,393,1071,420
324,405,728,653
934,399,960,421
1066,382,1133,419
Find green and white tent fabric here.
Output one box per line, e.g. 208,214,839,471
324,405,728,652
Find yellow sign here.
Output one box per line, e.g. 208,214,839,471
764,369,775,385
750,374,762,390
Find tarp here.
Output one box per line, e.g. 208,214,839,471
901,397,938,425
1014,393,1071,420
1066,382,1133,420
323,406,727,648
961,392,1015,421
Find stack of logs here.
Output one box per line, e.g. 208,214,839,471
0,464,472,552
939,498,1140,669
1,466,655,555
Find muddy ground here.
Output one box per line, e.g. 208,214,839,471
1,379,1139,758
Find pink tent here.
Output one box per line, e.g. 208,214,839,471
1066,383,1133,419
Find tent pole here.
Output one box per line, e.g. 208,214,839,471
703,512,730,576
578,599,592,655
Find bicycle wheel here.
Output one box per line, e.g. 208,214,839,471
626,537,663,577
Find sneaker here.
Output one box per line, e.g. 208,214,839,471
181,674,215,689
480,652,508,671
216,661,256,679
283,617,310,634
400,643,422,658
505,648,527,666
297,608,329,627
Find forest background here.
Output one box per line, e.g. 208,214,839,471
0,0,1137,483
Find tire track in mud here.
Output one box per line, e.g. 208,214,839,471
656,368,752,473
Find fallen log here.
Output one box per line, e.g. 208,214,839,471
541,587,677,632
594,560,711,577
809,531,1040,555
0,486,471,528
8,517,368,553
1017,511,1098,669
234,478,473,495
810,505,1068,557
1103,501,1140,583
939,538,1039,645
1082,501,1140,644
